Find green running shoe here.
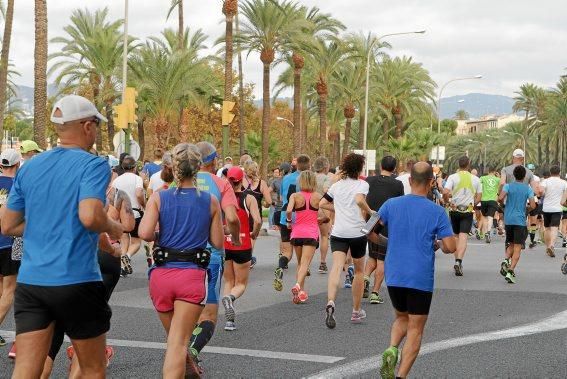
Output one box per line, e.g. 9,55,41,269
369,292,384,304
273,268,283,291
0,335,5,346
499,259,510,277
505,270,516,284
380,346,398,379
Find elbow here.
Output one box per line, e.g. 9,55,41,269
79,210,97,231
210,237,223,250
138,228,154,242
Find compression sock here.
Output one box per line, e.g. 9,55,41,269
529,225,537,243
278,255,289,270
189,320,216,356
455,259,462,265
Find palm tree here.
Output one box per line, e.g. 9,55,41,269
455,109,469,120
167,0,184,47
0,0,14,145
222,0,237,156
235,12,245,155
34,0,48,149
237,0,305,178
513,83,547,164
544,77,567,169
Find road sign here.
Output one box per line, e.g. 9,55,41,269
353,149,376,173
430,146,446,161
115,139,141,161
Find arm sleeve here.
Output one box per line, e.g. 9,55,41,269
79,159,111,202
7,174,25,211
357,181,370,195
436,209,454,239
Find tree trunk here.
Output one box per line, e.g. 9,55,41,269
318,94,327,155
292,53,303,156
235,13,245,155
554,131,560,164
178,0,184,48
0,0,15,145
333,131,340,167
302,100,307,153
138,116,146,161
537,133,542,167
394,111,403,139
105,102,115,151
33,0,48,149
260,62,270,179
357,111,365,149
223,12,234,157
342,117,352,159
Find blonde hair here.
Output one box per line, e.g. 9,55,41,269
243,160,259,180
298,170,317,192
172,143,202,185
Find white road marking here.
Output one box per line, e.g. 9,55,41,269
0,330,343,364
305,309,567,378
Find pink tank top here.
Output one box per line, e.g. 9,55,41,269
290,192,320,240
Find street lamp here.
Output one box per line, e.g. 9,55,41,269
362,30,426,162
435,75,483,166
276,116,294,128
503,130,526,155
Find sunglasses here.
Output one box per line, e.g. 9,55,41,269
80,118,101,127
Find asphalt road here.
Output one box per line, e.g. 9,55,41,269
1,231,567,378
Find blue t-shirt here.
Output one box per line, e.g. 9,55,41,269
0,176,14,249
379,195,454,292
503,182,534,226
196,172,223,265
142,162,161,178
7,147,110,286
279,171,300,225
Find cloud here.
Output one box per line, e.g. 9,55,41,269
7,0,567,99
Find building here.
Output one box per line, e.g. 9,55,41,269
458,114,524,135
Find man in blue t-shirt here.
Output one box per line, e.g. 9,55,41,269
0,149,21,346
141,148,164,186
498,165,535,284
370,162,456,379
2,95,123,377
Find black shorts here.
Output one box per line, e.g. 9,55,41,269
330,235,367,259
273,211,282,227
543,212,562,228
14,281,111,339
0,247,19,276
368,241,386,261
291,238,319,248
225,249,253,264
449,212,474,234
480,201,498,217
280,225,291,243
505,225,528,245
128,215,143,238
387,286,433,315
97,250,121,301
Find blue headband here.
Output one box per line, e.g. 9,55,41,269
202,150,217,164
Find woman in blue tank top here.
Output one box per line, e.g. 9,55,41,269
139,143,224,377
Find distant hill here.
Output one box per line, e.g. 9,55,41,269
14,84,59,114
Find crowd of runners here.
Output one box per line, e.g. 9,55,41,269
0,95,565,378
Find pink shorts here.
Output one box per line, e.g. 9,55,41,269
149,267,208,312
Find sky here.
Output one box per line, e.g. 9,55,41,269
9,0,567,100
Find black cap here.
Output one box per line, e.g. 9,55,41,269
279,162,291,174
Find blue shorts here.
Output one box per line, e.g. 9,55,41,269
206,262,223,304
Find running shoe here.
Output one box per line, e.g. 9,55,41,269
485,233,491,244
343,275,352,288
546,247,556,258
497,227,504,236
363,277,370,298
250,256,257,269
273,268,283,291
8,343,16,359
306,268,311,277
221,296,235,322
121,255,133,275
500,258,510,277
454,263,463,276
0,336,5,346
528,241,537,249
505,270,516,284
380,346,399,379
318,262,328,274
350,309,367,323
561,255,567,275
476,231,482,240
325,303,336,329
562,239,567,248
144,244,152,268
105,346,114,367
185,353,202,378
291,284,301,304
298,290,308,303
224,321,236,331
344,265,354,288
369,292,384,304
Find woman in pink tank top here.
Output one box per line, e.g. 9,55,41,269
286,171,329,304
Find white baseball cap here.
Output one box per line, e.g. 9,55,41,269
1,149,21,166
512,149,525,158
50,95,107,125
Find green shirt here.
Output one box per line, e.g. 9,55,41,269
480,174,499,201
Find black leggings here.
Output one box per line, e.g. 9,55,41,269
48,251,120,360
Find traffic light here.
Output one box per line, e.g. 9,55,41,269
222,101,236,126
113,103,128,129
124,87,138,124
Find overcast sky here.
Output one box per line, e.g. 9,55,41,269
9,0,567,99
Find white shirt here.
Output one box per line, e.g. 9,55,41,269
444,171,482,207
327,178,369,238
541,177,567,213
112,172,144,211
148,170,166,192
396,173,411,195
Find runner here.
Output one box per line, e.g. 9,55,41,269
242,160,272,249
141,148,164,187
479,167,500,243
139,142,224,378
274,155,311,291
364,155,404,304
188,141,241,373
221,167,261,330
313,157,332,274
498,165,536,283
375,162,456,379
540,165,567,257
147,152,174,198
2,95,123,378
216,156,233,177
396,159,414,195
19,140,43,166
268,167,281,229
287,170,327,304
443,156,482,276
271,163,291,264
0,149,21,347
112,155,146,277
319,153,373,328
526,164,543,248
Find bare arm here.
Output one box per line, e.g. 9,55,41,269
246,195,262,240
136,188,145,208
115,189,136,232
440,235,457,254
209,197,224,249
474,192,482,205
138,193,160,242
497,190,507,204
528,197,536,211
79,198,123,240
319,196,335,212
224,205,241,246
285,193,296,226
355,193,373,218
261,180,272,208
1,207,25,236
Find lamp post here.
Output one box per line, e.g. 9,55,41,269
362,30,426,161
435,75,483,166
503,130,526,156
121,0,130,153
